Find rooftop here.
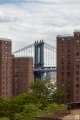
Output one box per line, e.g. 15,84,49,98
0,38,11,41
57,34,74,37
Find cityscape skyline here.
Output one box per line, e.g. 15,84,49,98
0,0,80,51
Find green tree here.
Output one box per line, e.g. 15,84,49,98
0,117,10,120
14,103,66,120
0,97,10,118
29,78,65,102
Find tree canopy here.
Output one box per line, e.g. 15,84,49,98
29,78,66,103
0,78,66,120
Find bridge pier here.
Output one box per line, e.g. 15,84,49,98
34,72,45,80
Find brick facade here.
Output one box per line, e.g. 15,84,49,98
57,30,80,103
12,57,34,96
0,39,12,99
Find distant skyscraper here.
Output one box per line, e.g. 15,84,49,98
57,30,80,103
0,39,12,99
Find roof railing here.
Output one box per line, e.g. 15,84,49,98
74,30,80,32
0,38,11,41
57,34,73,37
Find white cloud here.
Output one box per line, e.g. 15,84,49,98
0,0,80,51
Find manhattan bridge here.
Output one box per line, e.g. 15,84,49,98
13,40,56,80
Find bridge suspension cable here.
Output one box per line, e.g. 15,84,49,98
12,41,56,67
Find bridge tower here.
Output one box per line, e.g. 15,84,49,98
34,40,44,80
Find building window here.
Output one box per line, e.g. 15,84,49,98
76,46,79,49
67,66,70,70
67,78,70,81
76,90,79,94
62,72,64,76
67,43,70,47
67,89,70,93
62,55,64,59
62,66,64,70
76,52,79,56
76,40,79,43
67,84,70,87
68,38,70,41
76,78,79,81
62,49,64,53
67,95,70,98
76,96,79,100
76,71,79,75
62,78,64,81
67,49,70,53
76,65,79,69
76,84,79,87
77,34,79,36
62,84,64,87
62,60,64,64
62,43,64,47
62,38,64,41
67,60,70,64
67,72,70,76
76,59,79,62
67,55,70,59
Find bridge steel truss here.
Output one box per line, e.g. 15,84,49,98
12,40,56,80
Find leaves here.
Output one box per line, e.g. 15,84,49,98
29,78,65,102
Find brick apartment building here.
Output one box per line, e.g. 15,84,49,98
12,57,34,96
57,30,80,103
0,39,34,98
0,39,12,99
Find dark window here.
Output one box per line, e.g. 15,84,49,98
76,96,79,100
76,65,79,69
67,72,70,76
62,49,64,53
76,90,79,94
67,60,70,64
67,43,70,47
67,89,70,93
76,71,79,75
62,66,64,70
67,55,70,59
62,72,64,76
62,60,64,64
67,49,70,53
76,46,79,49
67,95,70,98
76,84,79,87
76,78,79,81
67,66,70,70
76,52,79,56
62,78,64,81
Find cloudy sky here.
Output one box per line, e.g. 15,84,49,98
0,0,80,51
